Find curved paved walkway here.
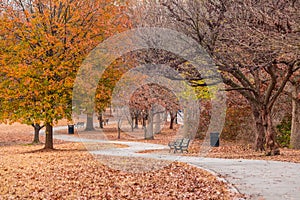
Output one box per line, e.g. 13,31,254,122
54,134,300,200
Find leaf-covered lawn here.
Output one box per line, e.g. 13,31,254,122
138,138,300,163
0,124,243,199
57,123,300,163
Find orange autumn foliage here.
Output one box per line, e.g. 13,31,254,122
0,0,131,148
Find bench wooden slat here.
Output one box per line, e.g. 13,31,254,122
174,138,190,153
168,139,182,153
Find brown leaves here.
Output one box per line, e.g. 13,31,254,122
130,83,180,112
146,137,300,164
0,125,239,199
0,145,235,199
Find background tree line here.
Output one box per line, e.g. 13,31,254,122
129,0,300,155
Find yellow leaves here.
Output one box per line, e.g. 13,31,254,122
64,77,74,88
192,82,211,99
53,105,65,117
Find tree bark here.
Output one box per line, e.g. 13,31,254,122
117,119,121,139
154,113,161,134
251,104,280,154
85,112,95,131
32,123,44,143
131,116,134,132
170,112,176,129
44,123,53,149
142,116,147,127
251,105,265,151
98,112,104,129
134,115,139,129
291,84,300,149
265,111,280,155
145,109,154,139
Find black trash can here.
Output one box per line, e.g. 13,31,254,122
210,132,219,147
68,124,74,134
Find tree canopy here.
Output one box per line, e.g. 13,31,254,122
0,0,131,148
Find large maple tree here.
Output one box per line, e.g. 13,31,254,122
0,0,130,149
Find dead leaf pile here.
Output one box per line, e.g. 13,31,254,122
0,124,244,199
0,143,243,199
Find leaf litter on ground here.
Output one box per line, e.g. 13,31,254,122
0,123,245,199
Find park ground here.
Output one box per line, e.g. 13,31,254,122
1,123,300,199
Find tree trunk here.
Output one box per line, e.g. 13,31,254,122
252,105,265,151
154,113,161,134
183,108,192,138
145,109,154,139
265,111,280,155
98,112,104,129
170,114,175,129
131,116,134,132
33,128,40,143
117,119,121,139
44,123,53,149
134,115,139,129
169,111,177,129
32,124,41,143
291,84,300,149
252,104,279,154
142,117,146,127
32,123,44,143
85,112,95,131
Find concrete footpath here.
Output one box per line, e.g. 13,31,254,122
54,134,300,200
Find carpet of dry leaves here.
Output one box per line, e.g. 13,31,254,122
0,123,244,199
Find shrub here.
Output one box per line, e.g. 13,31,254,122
276,116,292,148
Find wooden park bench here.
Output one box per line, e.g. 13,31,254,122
168,138,190,153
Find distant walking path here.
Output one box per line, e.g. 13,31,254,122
54,133,300,200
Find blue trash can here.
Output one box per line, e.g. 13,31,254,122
210,132,219,147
